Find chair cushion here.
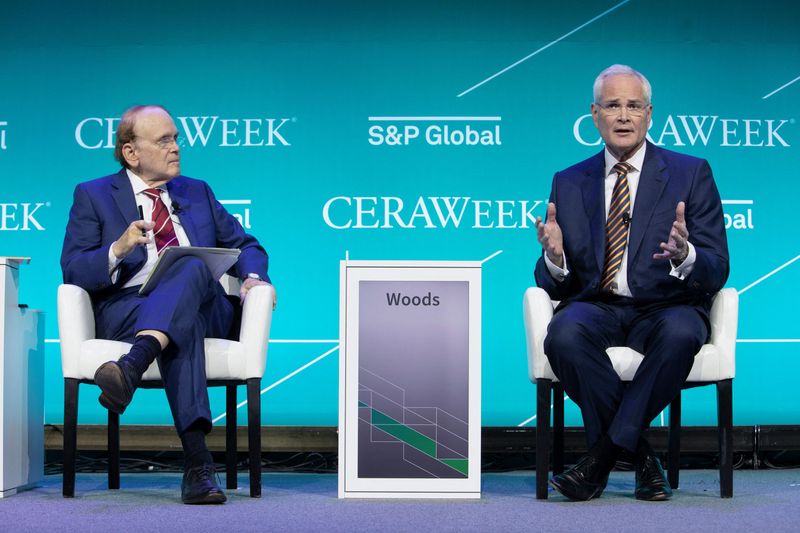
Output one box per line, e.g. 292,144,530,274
537,343,735,383
78,338,248,382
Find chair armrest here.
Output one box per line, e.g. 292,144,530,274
523,287,556,382
58,284,96,379
708,287,738,378
239,283,274,378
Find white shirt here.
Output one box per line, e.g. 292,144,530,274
108,170,192,287
545,143,696,295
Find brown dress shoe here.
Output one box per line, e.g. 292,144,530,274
94,358,140,414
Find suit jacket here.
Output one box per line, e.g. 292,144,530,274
61,169,270,305
534,142,729,318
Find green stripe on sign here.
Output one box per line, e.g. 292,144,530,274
371,409,397,426
372,409,437,457
441,459,468,476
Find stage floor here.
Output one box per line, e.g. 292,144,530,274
1,470,798,532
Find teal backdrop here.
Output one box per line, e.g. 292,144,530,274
1,0,798,430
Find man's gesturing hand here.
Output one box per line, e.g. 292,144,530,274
535,202,564,268
112,220,154,258
654,201,689,264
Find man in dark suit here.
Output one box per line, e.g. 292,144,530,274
535,65,729,501
61,105,275,504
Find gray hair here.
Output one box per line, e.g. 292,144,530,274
593,64,652,104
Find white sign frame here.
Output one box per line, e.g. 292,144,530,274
338,260,481,499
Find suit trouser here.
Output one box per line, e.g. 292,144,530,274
543,297,707,452
94,256,234,435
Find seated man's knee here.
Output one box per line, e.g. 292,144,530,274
545,316,591,364
646,308,706,360
170,256,213,282
660,330,704,363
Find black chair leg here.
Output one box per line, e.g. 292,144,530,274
63,379,79,498
535,379,552,499
668,393,681,490
226,385,238,490
108,411,120,489
552,382,565,476
247,378,262,498
717,379,734,498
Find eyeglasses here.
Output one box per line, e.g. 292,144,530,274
134,135,180,150
595,101,649,117
152,135,180,150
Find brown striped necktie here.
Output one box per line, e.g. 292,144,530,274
142,188,178,254
600,162,633,291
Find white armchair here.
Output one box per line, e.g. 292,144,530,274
58,278,274,498
523,287,738,499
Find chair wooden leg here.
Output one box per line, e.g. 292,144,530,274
552,382,565,476
535,379,552,499
63,379,79,498
668,393,681,490
108,411,120,489
247,378,262,498
226,385,238,490
717,379,734,498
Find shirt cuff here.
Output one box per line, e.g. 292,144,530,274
108,242,122,283
669,242,696,280
544,253,569,282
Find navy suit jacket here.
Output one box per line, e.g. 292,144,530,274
534,143,729,319
61,169,270,305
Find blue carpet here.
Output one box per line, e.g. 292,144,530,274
1,470,798,532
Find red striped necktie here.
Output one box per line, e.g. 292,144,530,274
600,162,633,292
142,188,178,254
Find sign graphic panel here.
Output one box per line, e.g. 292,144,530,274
358,280,469,479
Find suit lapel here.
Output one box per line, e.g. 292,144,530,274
111,169,140,225
166,178,200,245
628,143,668,264
110,169,147,272
580,151,607,272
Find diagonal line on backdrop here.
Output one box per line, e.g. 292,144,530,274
737,339,800,343
211,344,339,423
43,338,339,343
738,253,800,295
457,0,631,98
762,74,800,100
269,339,339,344
481,250,504,264
517,394,570,427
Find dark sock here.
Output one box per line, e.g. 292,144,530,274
181,423,213,470
636,435,655,459
121,334,162,377
588,435,620,480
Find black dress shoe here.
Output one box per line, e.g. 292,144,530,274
94,359,140,415
549,454,609,501
182,464,227,505
635,452,672,501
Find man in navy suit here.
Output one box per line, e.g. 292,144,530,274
535,65,729,501
61,105,274,504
